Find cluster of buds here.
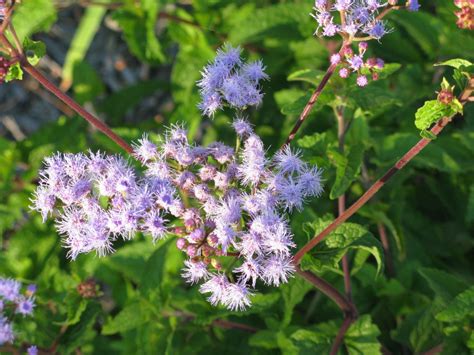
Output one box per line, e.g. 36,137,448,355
77,279,100,299
0,57,11,84
454,0,474,30
0,278,36,350
331,42,385,87
437,78,455,105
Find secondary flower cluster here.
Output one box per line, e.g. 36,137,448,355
0,278,36,347
133,120,323,311
455,0,474,30
197,44,268,117
311,0,419,40
331,42,385,86
32,151,182,259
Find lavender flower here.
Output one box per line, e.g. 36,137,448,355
0,277,36,346
311,0,419,40
197,44,268,117
33,121,323,311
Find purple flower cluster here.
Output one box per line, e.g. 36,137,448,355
133,120,323,310
331,42,385,86
33,120,323,310
0,278,36,346
311,0,419,40
31,151,182,259
197,44,269,117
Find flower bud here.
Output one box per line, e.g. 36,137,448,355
176,238,187,250
186,245,198,257
339,67,350,78
343,47,353,57
372,72,380,81
188,228,205,243
207,233,219,247
211,258,222,270
358,42,368,55
357,75,368,87
437,89,454,104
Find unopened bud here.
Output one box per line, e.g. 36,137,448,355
186,245,198,257
210,258,222,270
207,233,218,247
437,89,454,104
176,238,187,250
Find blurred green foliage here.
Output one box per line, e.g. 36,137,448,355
1,0,474,354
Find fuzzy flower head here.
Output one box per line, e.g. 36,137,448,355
32,121,324,312
312,0,417,40
197,44,269,117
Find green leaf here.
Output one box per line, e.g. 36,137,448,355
419,268,469,304
228,3,313,43
287,69,326,86
61,5,107,89
23,38,46,66
436,286,474,322
112,0,165,64
141,239,172,299
328,144,364,199
280,277,312,327
58,302,101,353
420,129,437,140
5,62,23,82
415,100,462,131
73,62,105,104
249,330,279,349
466,185,474,224
435,58,473,69
11,0,57,42
280,89,334,116
345,315,382,355
301,221,384,276
102,301,150,335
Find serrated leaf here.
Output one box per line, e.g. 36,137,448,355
23,38,46,66
281,89,334,116
345,315,382,355
436,286,474,322
287,69,326,86
5,62,23,82
11,0,57,42
102,301,150,335
228,3,313,43
435,58,473,69
112,0,164,64
415,100,462,131
280,277,312,327
419,268,468,304
301,221,384,276
329,144,364,199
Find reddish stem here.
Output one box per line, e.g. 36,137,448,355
329,316,354,355
282,42,348,148
293,116,452,264
21,61,133,154
295,265,356,316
